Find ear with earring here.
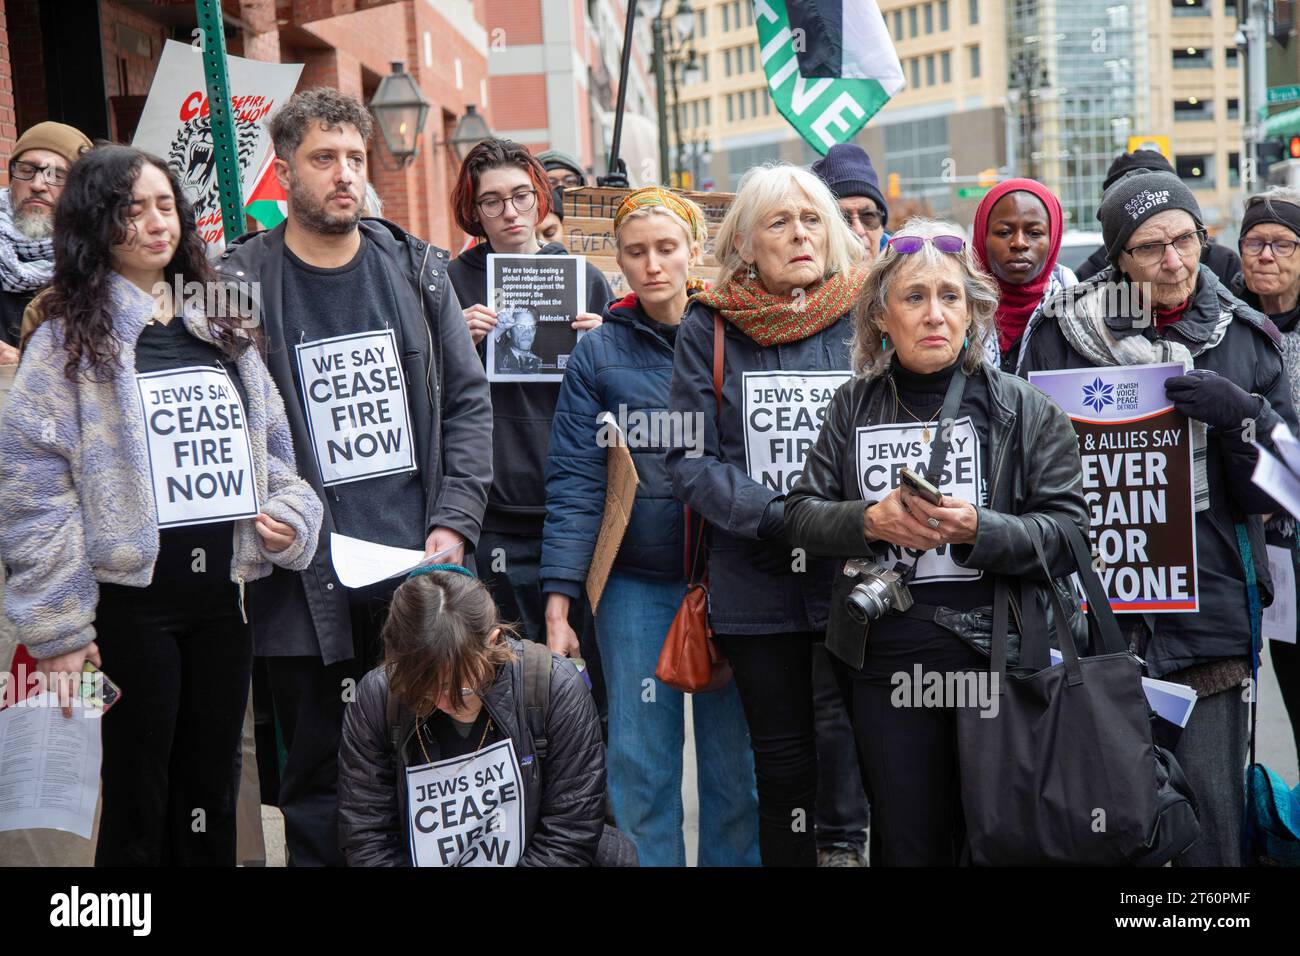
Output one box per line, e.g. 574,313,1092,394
881,331,889,350
746,261,757,281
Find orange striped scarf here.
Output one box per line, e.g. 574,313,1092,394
695,269,866,346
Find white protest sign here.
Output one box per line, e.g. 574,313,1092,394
1264,545,1298,645
137,366,260,528
406,738,525,867
742,371,850,493
295,329,416,486
855,417,985,582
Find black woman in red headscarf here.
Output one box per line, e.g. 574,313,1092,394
971,178,1077,372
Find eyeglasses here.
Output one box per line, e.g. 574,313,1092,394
477,189,538,219
888,234,966,254
842,209,882,230
8,158,69,187
1240,236,1299,259
1122,230,1205,266
553,173,583,188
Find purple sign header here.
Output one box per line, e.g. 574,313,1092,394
1028,362,1183,422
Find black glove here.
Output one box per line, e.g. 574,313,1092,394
743,536,795,575
1164,369,1262,434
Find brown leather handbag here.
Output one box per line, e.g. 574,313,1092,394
655,314,732,694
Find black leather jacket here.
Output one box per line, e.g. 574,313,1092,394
337,637,606,867
785,360,1090,669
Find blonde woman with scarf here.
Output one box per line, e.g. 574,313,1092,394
666,163,865,867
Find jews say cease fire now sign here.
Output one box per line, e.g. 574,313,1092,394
743,371,850,493
406,739,525,867
295,329,416,486
137,366,260,528
1029,362,1198,613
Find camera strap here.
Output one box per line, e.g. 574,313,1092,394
922,363,969,486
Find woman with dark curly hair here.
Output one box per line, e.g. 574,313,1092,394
0,145,323,866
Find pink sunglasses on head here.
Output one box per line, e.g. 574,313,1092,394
887,235,966,254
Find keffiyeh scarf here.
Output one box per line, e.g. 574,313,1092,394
0,188,55,293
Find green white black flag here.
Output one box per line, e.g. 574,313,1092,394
755,0,904,155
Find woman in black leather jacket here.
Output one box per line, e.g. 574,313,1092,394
784,219,1089,865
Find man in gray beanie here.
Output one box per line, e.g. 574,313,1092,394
1020,167,1300,867
537,149,586,189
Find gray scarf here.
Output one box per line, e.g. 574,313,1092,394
0,187,55,293
1056,282,1229,512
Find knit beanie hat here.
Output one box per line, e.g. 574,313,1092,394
13,121,93,167
1101,149,1175,193
536,149,586,184
810,143,888,228
1097,170,1203,265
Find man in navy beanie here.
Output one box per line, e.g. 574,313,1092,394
811,143,889,261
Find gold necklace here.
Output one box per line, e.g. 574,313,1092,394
889,376,939,443
416,709,493,764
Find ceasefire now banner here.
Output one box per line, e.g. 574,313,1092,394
754,0,904,155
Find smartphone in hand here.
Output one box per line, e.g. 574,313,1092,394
900,467,943,506
81,662,122,713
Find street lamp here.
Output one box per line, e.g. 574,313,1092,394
644,0,698,186
447,105,493,162
370,62,430,167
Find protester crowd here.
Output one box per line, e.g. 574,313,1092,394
1,89,1298,869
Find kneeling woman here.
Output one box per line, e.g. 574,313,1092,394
338,566,607,866
785,219,1089,865
0,145,323,865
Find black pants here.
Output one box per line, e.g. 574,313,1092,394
717,631,819,867
1271,639,1300,769
812,643,869,850
263,578,389,867
848,677,966,866
94,556,251,866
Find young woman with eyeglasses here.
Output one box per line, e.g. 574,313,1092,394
447,140,612,659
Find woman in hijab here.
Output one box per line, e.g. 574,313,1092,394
971,178,1076,372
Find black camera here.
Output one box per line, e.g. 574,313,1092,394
843,559,914,623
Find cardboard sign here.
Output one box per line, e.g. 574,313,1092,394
587,412,640,614
1030,363,1198,613
406,738,525,867
486,255,587,382
855,417,986,583
136,366,260,528
742,371,850,493
295,329,416,486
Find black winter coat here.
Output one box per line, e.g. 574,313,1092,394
1020,265,1300,677
337,637,606,866
665,300,854,635
217,219,494,664
785,360,1090,669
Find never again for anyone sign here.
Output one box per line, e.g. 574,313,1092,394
137,366,259,528
407,738,525,867
855,418,985,582
1029,362,1198,613
743,371,849,492
295,329,416,486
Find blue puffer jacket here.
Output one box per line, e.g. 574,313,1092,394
540,294,686,599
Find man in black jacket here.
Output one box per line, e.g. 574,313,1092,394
1020,171,1299,866
218,89,492,866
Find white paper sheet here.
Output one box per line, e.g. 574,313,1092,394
1271,422,1300,476
330,533,457,589
1252,446,1300,521
1264,545,1298,645
0,692,101,838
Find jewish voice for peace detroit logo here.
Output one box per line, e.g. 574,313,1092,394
1082,376,1116,413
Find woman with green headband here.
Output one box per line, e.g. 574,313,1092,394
337,564,609,866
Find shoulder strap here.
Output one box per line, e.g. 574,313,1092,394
923,364,968,484
712,311,725,415
520,640,553,764
386,684,406,756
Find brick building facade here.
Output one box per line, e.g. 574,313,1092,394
0,0,656,249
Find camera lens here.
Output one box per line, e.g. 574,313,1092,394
846,579,891,623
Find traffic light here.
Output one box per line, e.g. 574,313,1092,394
887,172,901,199
1290,135,1300,159
978,167,998,188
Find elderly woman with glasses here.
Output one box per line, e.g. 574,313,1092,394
784,219,1089,865
1228,188,1300,776
1020,172,1300,867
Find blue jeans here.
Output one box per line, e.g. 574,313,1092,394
595,572,760,866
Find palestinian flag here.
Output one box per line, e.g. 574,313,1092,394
244,151,287,230
755,0,904,155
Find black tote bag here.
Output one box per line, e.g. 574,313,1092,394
956,515,1199,866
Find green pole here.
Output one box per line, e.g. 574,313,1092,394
195,0,244,243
